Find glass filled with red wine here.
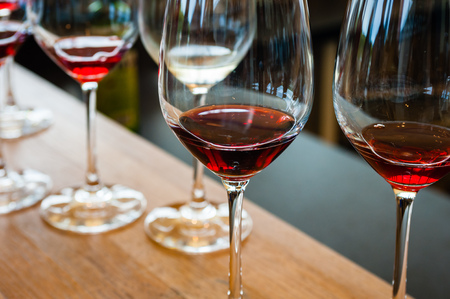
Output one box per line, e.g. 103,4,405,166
138,0,253,254
159,0,313,297
0,0,53,139
0,0,53,214
334,0,450,298
30,0,146,234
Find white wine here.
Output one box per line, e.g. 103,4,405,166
166,45,240,94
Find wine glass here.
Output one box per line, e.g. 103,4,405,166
159,0,313,297
138,0,252,254
0,0,52,214
0,0,53,139
30,0,146,234
334,0,450,298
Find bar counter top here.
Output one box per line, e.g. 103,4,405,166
0,66,413,298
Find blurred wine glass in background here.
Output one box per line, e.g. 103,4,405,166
0,0,52,214
31,0,146,234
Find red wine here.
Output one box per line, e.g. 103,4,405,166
48,36,127,83
0,21,26,61
0,0,19,11
170,104,297,180
351,122,450,192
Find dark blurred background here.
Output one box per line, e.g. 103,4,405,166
12,1,450,298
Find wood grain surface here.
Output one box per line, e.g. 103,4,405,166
0,66,410,298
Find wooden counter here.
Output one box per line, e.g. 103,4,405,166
0,66,408,298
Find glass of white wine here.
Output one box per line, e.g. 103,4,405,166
138,0,253,254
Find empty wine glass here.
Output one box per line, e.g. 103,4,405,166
159,0,313,297
334,0,450,298
0,0,53,139
30,0,146,234
138,0,252,254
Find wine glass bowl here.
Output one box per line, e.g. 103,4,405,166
159,0,313,297
138,0,165,63
0,18,26,58
168,95,301,180
31,0,146,234
161,0,255,95
334,0,450,297
32,0,136,84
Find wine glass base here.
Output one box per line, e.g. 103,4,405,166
0,169,52,214
0,107,53,139
40,184,147,234
144,202,253,254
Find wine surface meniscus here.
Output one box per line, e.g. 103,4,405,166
48,36,127,83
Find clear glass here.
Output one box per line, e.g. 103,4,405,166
0,0,52,213
159,0,313,297
30,0,146,234
139,0,252,254
333,0,450,298
0,0,53,139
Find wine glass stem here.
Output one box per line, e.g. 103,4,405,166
0,138,6,178
223,179,249,299
392,188,415,299
4,56,16,108
82,82,102,191
190,158,207,207
0,60,9,178
189,93,208,208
